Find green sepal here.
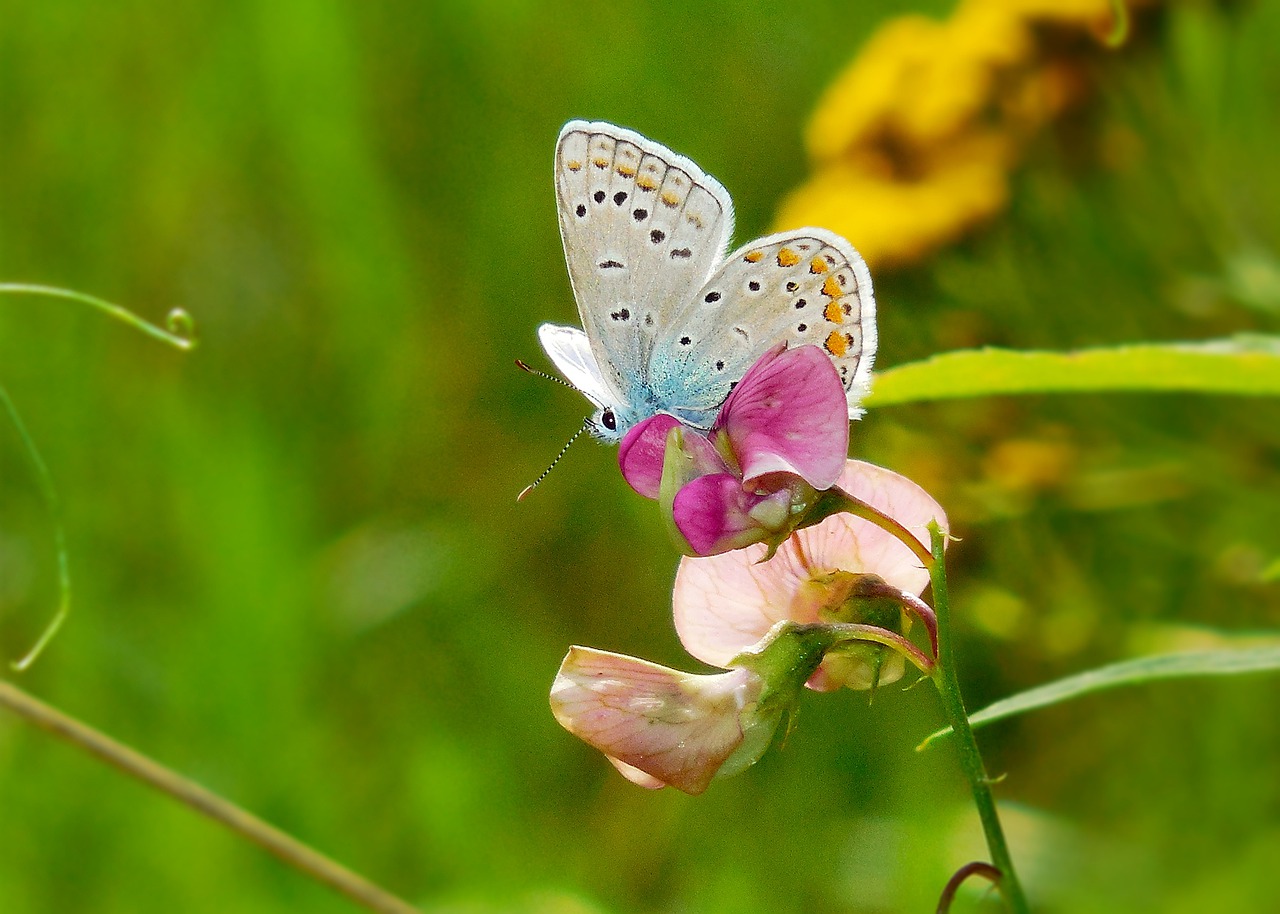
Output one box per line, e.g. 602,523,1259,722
656,425,701,556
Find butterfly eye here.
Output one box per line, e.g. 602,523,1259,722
601,409,617,432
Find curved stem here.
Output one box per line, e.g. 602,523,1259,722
821,622,936,676
936,861,1003,914
0,283,195,349
0,680,420,914
926,522,1030,914
819,486,935,570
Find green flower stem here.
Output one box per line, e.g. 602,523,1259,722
936,861,1002,914
0,680,420,914
926,522,1029,914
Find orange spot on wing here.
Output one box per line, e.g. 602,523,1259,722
824,300,844,323
822,275,842,298
660,191,681,207
825,331,850,357
566,160,583,172
809,257,829,273
777,247,801,267
744,250,763,263
636,176,658,190
592,157,610,169
616,164,637,177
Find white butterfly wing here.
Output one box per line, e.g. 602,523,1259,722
537,323,614,409
648,229,877,420
554,120,734,412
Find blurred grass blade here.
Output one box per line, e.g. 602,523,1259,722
866,336,1280,408
0,283,196,349
0,385,71,671
918,645,1280,750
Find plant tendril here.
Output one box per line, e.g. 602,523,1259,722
0,283,197,350
1,283,196,667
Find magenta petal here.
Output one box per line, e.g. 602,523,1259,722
673,473,788,556
620,414,726,499
618,414,682,498
717,344,849,491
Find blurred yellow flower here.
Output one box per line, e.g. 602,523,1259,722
777,0,1149,267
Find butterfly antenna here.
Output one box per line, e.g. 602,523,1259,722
518,422,589,502
515,359,579,392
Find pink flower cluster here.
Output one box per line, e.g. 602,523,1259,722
551,343,947,793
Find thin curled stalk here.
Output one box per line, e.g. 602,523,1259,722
0,283,195,668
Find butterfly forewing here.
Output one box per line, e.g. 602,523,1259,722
555,121,733,411
650,229,878,420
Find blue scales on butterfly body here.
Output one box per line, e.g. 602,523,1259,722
541,120,879,443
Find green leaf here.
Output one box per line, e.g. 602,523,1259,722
918,644,1280,750
865,336,1280,408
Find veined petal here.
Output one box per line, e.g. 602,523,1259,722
717,344,849,491
550,647,764,795
822,459,946,596
673,459,946,675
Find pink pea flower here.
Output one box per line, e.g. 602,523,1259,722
673,460,946,691
618,343,850,556
550,646,780,795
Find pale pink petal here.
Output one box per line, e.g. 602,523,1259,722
549,647,761,795
607,757,667,790
673,537,816,668
717,344,849,491
806,460,947,596
672,474,789,557
673,459,947,679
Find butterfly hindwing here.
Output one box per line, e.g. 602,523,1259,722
554,121,734,417
649,229,877,421
537,324,613,409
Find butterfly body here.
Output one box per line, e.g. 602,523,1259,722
542,120,877,443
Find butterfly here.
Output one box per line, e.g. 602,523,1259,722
540,120,877,443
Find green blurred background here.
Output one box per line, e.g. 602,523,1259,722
2,1,1279,911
